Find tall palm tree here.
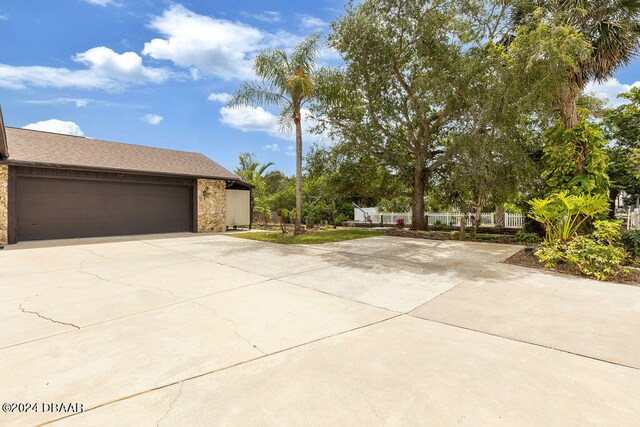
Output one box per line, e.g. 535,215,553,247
235,152,274,183
511,0,640,128
228,34,321,234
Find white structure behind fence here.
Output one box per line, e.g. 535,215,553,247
364,211,525,229
629,208,640,230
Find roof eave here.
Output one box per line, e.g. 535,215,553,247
2,159,246,183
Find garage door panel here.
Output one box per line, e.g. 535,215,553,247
16,177,192,241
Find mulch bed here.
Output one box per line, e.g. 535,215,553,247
505,248,640,286
385,228,515,244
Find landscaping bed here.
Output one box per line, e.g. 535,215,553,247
385,228,519,244
231,229,385,244
505,248,640,286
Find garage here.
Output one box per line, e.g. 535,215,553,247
0,120,252,245
14,169,194,241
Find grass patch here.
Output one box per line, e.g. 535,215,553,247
230,228,384,244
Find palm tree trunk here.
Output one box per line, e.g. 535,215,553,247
294,116,303,234
559,78,581,129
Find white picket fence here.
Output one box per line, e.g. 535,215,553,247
368,212,525,229
629,208,640,230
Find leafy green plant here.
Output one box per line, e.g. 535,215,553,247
565,236,626,280
333,213,349,226
535,220,627,280
622,230,640,259
432,220,444,231
527,191,609,242
535,240,566,268
542,120,610,194
513,231,541,244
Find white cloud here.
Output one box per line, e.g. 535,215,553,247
0,47,171,90
263,143,279,151
23,119,85,136
208,92,232,103
220,106,278,134
286,145,295,156
241,11,282,24
143,5,262,80
142,113,163,125
0,14,8,21
142,5,299,80
25,98,93,107
585,78,640,108
219,105,324,144
82,0,117,6
298,14,327,30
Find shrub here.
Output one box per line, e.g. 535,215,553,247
528,191,609,242
396,218,405,229
534,220,627,280
565,236,626,281
513,231,541,244
535,240,566,268
333,213,350,226
623,230,640,259
432,220,444,230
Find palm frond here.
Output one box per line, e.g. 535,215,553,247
291,33,322,75
227,82,289,109
253,49,290,89
277,104,295,134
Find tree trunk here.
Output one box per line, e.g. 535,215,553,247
495,204,505,228
471,205,483,240
459,210,466,240
609,189,619,219
559,80,581,129
411,158,427,230
294,115,303,234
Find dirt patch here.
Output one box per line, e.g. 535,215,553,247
505,248,640,286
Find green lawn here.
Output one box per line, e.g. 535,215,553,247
230,229,385,244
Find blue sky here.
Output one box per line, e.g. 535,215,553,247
0,0,638,175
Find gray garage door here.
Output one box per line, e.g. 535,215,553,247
16,176,193,241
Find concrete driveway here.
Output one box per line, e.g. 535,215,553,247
1,234,639,426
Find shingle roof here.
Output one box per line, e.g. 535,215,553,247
2,127,240,181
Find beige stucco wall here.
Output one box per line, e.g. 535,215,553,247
197,179,226,233
0,164,7,244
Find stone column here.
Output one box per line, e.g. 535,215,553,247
0,164,8,244
197,179,226,233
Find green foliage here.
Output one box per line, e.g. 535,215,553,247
565,237,626,281
528,191,609,242
378,197,411,213
603,87,640,200
542,120,610,194
622,230,640,259
513,231,541,244
333,214,350,226
535,220,627,280
432,220,445,231
534,240,566,268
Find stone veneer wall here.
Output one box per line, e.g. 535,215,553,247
197,179,226,232
0,164,7,244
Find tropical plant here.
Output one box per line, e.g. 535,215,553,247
528,191,609,242
509,0,640,129
228,34,321,234
541,119,610,194
623,230,640,259
234,152,274,184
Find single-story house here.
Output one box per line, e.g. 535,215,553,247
0,113,252,245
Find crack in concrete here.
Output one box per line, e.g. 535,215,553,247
78,256,188,301
156,381,183,427
19,296,80,330
189,300,266,355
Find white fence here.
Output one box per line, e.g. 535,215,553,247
629,208,640,230
368,212,525,229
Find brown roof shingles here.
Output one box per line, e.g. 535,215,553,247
2,127,240,181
